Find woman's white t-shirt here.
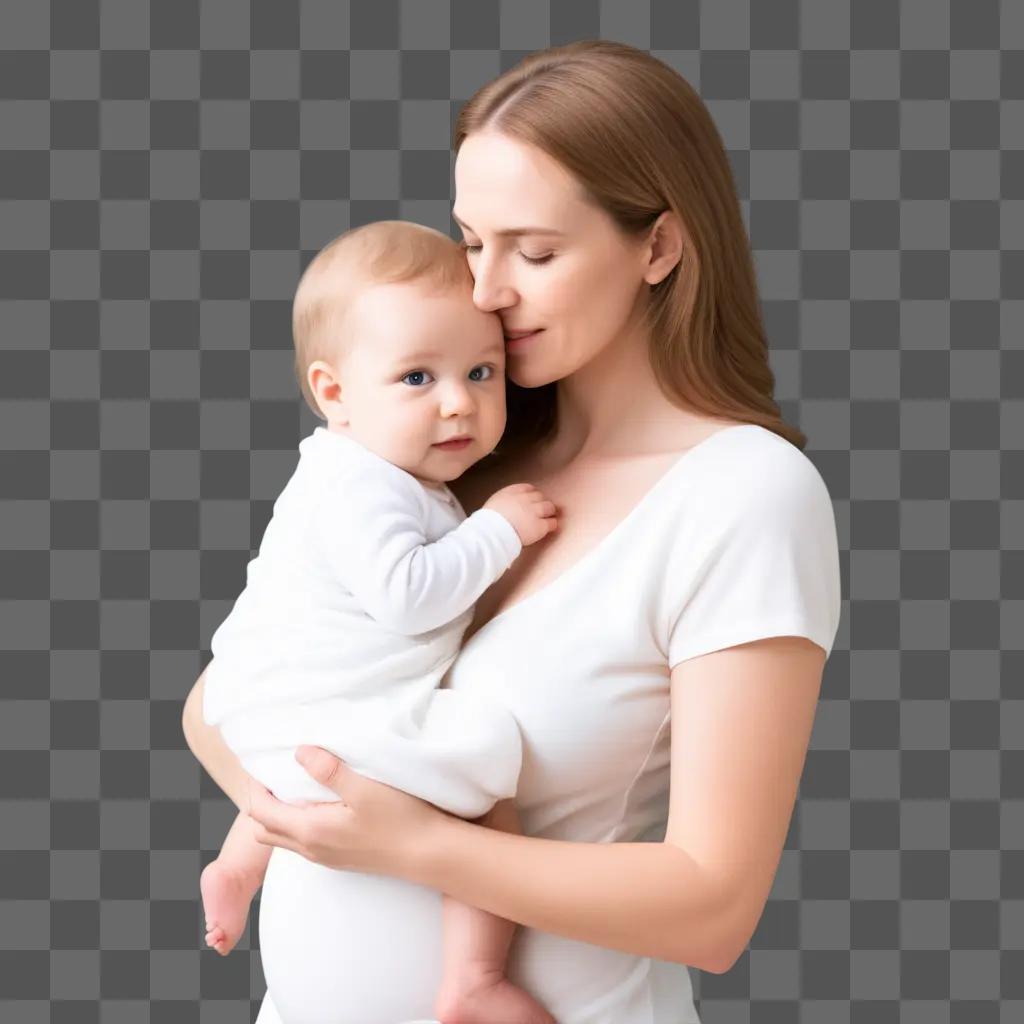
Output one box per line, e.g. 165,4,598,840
254,423,843,1024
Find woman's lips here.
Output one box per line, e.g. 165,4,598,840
504,328,543,352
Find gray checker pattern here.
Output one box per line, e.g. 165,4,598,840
0,0,1022,1021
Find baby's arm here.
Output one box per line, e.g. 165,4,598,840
317,474,523,636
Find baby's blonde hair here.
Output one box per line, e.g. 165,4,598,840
293,220,474,418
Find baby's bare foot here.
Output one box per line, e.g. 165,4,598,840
434,971,557,1024
200,858,261,957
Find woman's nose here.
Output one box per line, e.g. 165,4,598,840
471,256,515,312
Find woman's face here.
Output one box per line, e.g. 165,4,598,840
452,131,651,388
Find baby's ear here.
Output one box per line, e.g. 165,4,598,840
307,360,344,418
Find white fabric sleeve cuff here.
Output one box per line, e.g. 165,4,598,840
462,507,524,568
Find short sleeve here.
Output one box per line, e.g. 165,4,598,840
666,450,842,668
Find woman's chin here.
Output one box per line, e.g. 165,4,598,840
507,362,560,389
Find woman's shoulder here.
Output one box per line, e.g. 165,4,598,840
689,425,836,537
453,423,827,516
678,422,822,483
727,424,831,496
650,424,832,537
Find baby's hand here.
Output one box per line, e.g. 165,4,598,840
483,483,558,546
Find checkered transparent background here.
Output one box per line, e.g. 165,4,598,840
1,0,1023,1020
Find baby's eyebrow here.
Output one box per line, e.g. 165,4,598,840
400,351,443,361
452,211,566,237
399,343,504,362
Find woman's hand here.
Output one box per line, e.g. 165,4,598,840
245,746,450,880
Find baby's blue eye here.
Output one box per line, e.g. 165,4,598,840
400,366,495,387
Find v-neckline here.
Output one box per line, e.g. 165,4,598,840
461,423,760,647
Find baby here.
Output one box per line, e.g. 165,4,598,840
194,220,558,1023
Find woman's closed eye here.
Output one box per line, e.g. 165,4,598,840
460,241,554,266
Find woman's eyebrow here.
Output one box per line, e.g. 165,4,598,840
451,211,565,237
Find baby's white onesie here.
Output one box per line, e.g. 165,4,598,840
202,426,524,817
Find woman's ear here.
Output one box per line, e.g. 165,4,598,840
641,210,685,286
307,360,348,423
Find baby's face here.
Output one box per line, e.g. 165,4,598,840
327,280,508,487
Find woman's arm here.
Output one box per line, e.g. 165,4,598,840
416,817,738,974
245,745,739,974
246,631,826,975
182,666,733,968
411,637,823,976
181,668,252,812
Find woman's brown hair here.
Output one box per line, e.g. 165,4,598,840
452,39,806,477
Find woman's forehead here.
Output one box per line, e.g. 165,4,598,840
453,133,584,224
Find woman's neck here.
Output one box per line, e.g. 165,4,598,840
544,326,702,467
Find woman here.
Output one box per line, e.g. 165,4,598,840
182,40,842,1023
